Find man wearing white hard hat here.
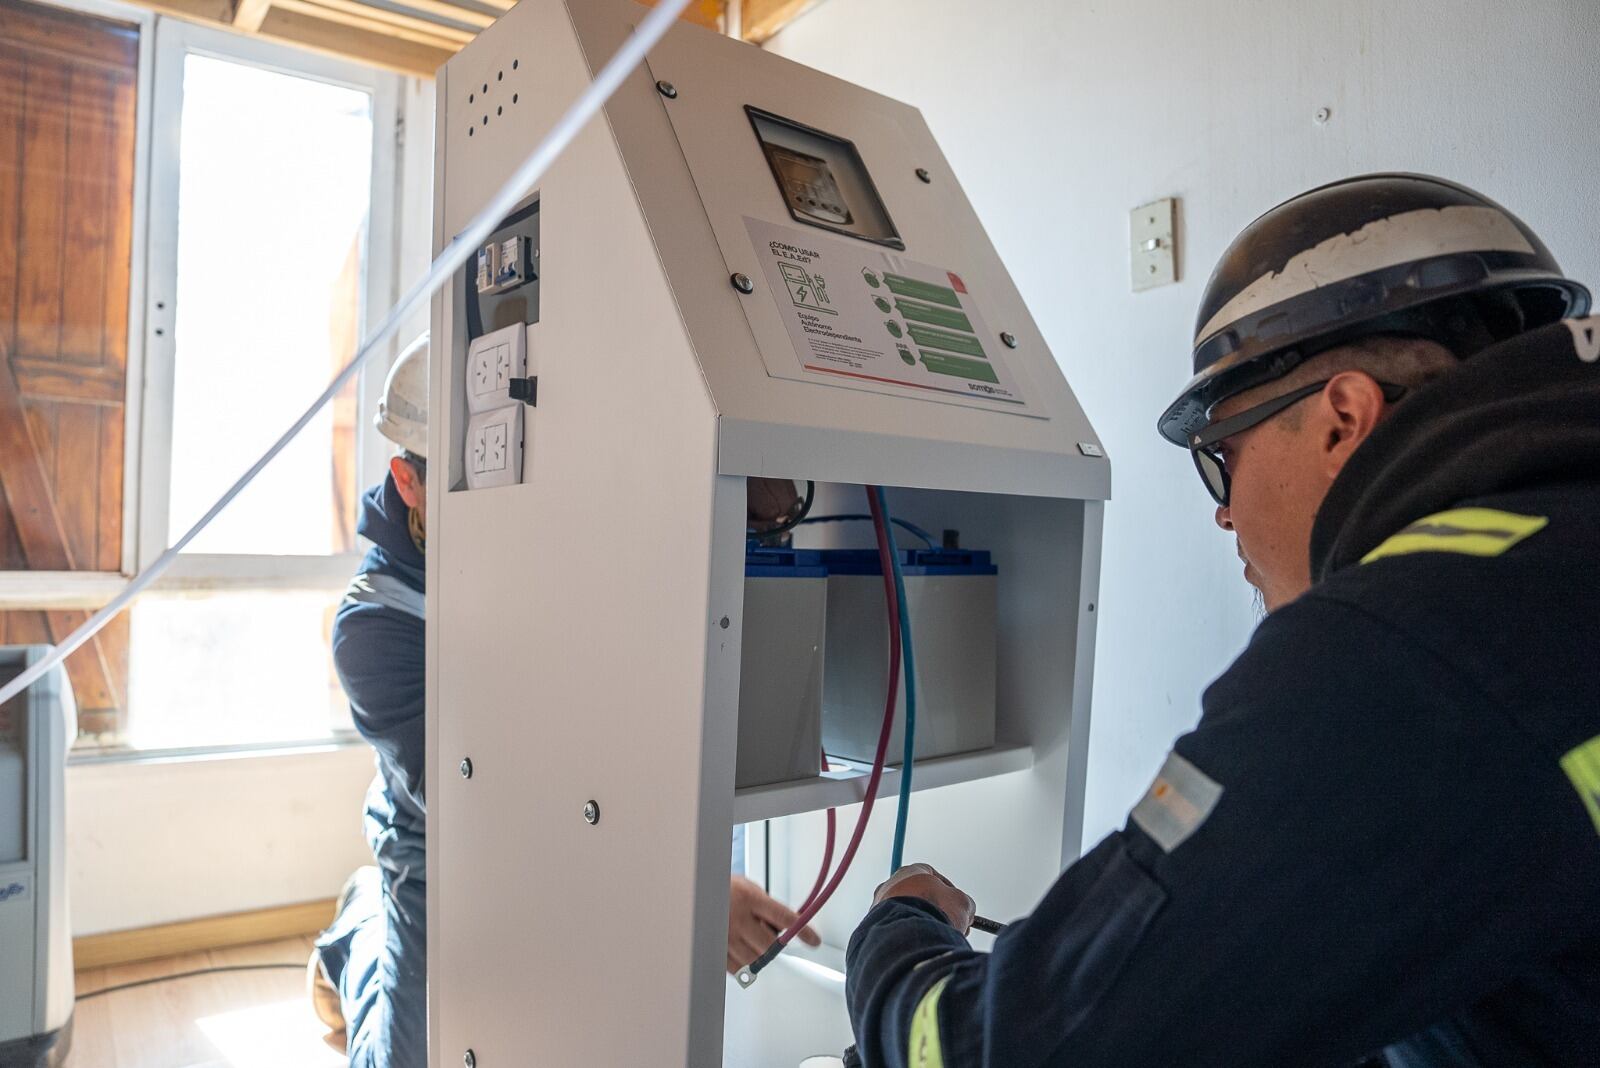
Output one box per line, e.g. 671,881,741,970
307,334,433,1068
308,336,819,1066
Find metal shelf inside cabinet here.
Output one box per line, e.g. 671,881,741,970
731,742,1033,824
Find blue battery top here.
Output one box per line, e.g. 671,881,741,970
817,548,996,577
746,545,996,577
745,547,829,578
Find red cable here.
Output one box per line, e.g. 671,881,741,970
773,486,902,947
797,798,836,916
796,754,838,914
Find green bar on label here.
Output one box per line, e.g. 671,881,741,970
895,298,974,332
909,324,986,358
920,350,999,384
884,273,962,308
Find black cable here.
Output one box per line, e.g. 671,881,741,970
797,513,936,547
748,480,815,541
76,963,306,1001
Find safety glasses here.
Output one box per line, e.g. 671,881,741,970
1189,380,1407,506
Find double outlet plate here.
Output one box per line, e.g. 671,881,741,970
465,323,530,489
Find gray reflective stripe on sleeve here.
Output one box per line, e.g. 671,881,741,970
1131,751,1224,853
344,572,425,619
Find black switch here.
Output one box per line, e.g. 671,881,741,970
508,376,537,406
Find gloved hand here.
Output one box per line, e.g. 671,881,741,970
873,863,976,934
727,875,820,974
746,478,803,533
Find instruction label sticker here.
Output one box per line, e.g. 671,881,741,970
745,218,1035,412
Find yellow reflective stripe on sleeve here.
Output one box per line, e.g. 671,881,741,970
908,976,951,1068
1361,508,1548,565
1560,734,1600,837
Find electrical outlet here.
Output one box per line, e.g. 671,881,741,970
472,342,512,400
474,421,507,472
466,324,526,414
465,405,523,489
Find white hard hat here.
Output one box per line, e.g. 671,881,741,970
375,333,429,459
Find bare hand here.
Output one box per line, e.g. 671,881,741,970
727,875,820,974
746,478,802,533
873,863,976,934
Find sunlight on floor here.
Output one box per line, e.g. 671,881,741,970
196,999,346,1067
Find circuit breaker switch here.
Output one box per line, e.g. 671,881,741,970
498,236,532,288
477,236,534,296
476,243,498,295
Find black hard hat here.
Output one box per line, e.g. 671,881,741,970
1157,173,1590,447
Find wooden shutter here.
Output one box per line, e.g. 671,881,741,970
0,0,139,741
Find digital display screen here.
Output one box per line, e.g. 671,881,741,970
746,107,902,249
769,147,854,226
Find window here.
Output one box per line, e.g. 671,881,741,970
125,589,348,750
0,0,417,754
123,18,404,752
164,54,375,558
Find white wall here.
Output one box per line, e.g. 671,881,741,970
769,0,1600,848
67,746,375,934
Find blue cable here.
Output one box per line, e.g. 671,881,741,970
875,486,916,873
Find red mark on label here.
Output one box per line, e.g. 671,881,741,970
947,272,968,294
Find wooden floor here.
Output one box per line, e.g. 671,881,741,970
69,936,347,1068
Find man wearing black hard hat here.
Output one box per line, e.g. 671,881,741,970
843,174,1600,1067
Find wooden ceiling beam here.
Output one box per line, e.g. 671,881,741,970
258,5,454,74
285,0,476,45
739,0,816,44
133,0,235,25
114,0,825,89
641,0,724,31
270,0,464,49
232,0,271,31
375,0,495,32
